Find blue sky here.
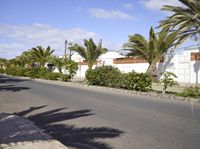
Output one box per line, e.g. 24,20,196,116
0,0,197,58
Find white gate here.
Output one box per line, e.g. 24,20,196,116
177,64,190,83
177,54,191,83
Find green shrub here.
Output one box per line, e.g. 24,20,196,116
38,67,49,78
3,66,70,82
160,71,178,94
86,66,122,88
23,68,37,78
23,67,49,79
86,66,152,91
177,86,200,98
60,74,70,82
0,68,5,73
122,72,152,92
43,72,60,80
5,67,25,76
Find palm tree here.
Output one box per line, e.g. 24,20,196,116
15,51,31,68
8,58,21,67
159,0,200,42
123,27,180,81
30,46,54,67
21,51,35,68
49,56,66,73
15,56,25,68
8,51,34,69
69,38,108,70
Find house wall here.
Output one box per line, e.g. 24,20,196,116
75,65,88,77
114,63,149,73
71,49,200,84
165,49,200,84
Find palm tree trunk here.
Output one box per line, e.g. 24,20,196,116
88,62,93,70
147,61,157,81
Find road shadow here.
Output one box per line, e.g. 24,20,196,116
13,105,48,116
0,75,30,92
0,75,30,84
0,113,50,145
0,84,30,92
14,106,123,149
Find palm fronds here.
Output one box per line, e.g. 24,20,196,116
159,0,200,41
69,38,108,69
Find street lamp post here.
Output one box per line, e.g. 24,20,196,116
65,40,67,60
69,42,72,61
65,40,73,81
68,42,72,81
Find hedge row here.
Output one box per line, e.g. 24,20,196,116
0,67,70,81
86,65,152,92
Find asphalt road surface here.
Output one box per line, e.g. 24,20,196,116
0,75,200,149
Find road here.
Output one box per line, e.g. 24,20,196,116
0,75,200,149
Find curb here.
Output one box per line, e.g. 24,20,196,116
1,74,200,104
32,77,200,104
0,113,68,149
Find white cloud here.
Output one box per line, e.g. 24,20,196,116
0,23,98,58
0,23,97,44
0,49,9,53
0,23,120,58
0,43,27,58
123,3,133,10
88,8,134,20
140,0,184,10
0,43,26,51
102,40,123,52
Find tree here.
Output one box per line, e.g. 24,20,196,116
49,56,78,80
64,60,78,79
15,51,33,69
69,38,108,70
8,58,21,67
6,51,34,69
0,58,7,69
123,27,179,81
20,51,35,68
15,56,25,68
49,56,66,73
30,46,54,67
159,0,200,42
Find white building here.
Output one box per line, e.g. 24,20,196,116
71,48,200,84
72,51,125,77
165,48,200,84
